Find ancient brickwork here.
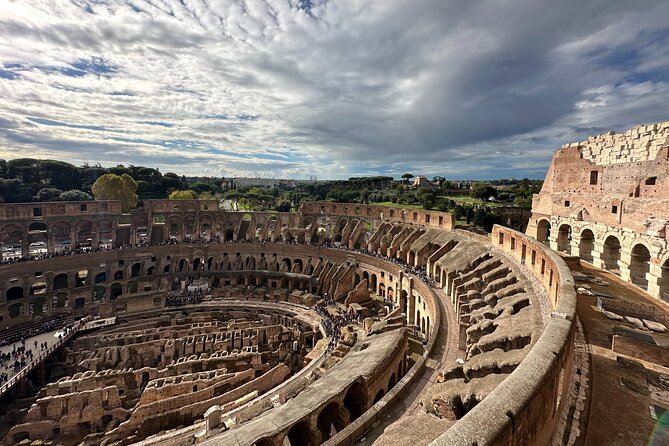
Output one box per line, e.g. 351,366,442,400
0,201,576,446
527,121,669,302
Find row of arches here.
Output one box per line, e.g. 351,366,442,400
536,220,667,294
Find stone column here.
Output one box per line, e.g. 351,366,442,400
647,261,663,300
619,251,632,282
47,232,55,255
91,222,99,250
570,237,581,259
548,234,558,253
591,239,605,270
21,225,30,256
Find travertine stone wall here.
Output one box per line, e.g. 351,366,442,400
527,121,669,302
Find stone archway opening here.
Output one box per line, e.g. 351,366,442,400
400,290,408,316
316,401,342,442
556,224,572,254
388,373,396,390
579,229,595,263
602,236,622,275
373,389,385,404
536,219,551,244
286,420,311,446
343,382,366,423
629,244,651,290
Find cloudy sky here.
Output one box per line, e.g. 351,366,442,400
0,0,668,179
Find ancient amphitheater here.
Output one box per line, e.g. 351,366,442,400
0,199,575,446
0,122,667,446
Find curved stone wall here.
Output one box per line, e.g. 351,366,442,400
0,201,576,446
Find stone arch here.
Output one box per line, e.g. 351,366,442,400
94,272,107,283
74,219,93,248
193,258,203,271
389,373,397,390
53,273,69,290
536,219,551,244
27,222,47,252
131,262,141,277
629,243,651,290
400,289,408,316
110,283,123,300
556,223,572,254
379,282,385,297
373,388,385,404
316,401,342,442
281,257,292,272
114,270,124,280
343,381,367,422
293,258,303,273
602,235,622,274
178,258,189,272
579,229,595,263
224,227,234,242
286,420,312,446
370,274,378,292
51,220,71,251
6,286,24,301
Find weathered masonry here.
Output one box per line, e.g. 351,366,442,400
527,121,669,302
0,200,576,446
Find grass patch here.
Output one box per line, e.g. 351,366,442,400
376,201,424,210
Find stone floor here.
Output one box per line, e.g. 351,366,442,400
360,287,460,446
574,261,669,446
0,328,64,387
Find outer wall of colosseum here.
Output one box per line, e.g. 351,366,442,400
527,122,669,303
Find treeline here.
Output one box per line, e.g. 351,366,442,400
0,158,216,203
0,158,540,233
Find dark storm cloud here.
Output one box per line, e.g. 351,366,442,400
0,0,668,178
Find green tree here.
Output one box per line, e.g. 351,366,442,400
169,190,198,200
59,189,92,201
417,187,436,209
92,173,138,212
513,195,533,207
34,187,63,202
470,182,498,201
401,173,414,184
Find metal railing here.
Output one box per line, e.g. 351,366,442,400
0,318,117,397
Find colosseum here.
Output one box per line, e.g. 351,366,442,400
527,121,669,302
0,124,667,446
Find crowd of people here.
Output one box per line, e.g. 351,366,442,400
166,289,205,306
0,316,66,347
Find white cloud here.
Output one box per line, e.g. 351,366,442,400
0,0,668,179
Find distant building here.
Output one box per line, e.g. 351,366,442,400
412,176,435,188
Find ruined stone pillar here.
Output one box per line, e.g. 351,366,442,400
548,234,558,253
204,405,221,433
619,251,632,282
592,239,605,269
647,261,663,300
21,225,29,256
570,238,580,259
47,233,55,255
